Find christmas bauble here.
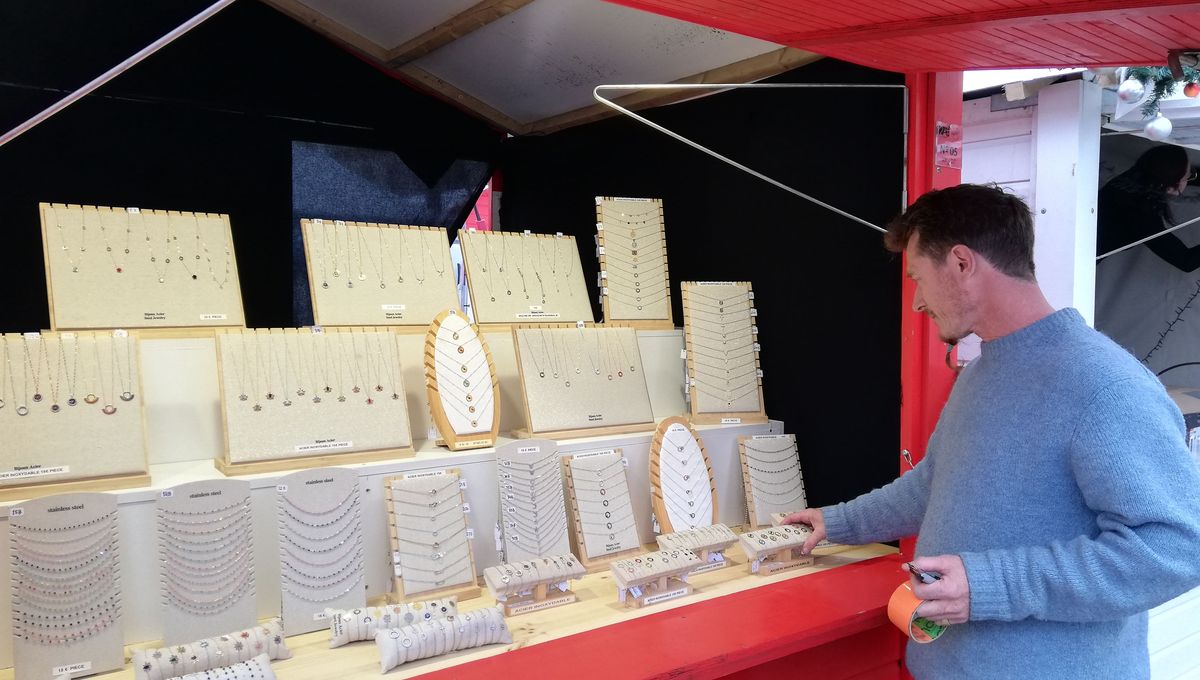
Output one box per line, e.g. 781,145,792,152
1184,82,1200,98
1118,78,1146,103
1144,114,1173,141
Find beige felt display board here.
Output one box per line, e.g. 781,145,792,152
495,439,571,562
214,328,414,474
595,197,673,327
459,230,593,324
424,310,500,451
0,332,149,499
300,219,458,326
681,281,767,424
563,449,642,571
512,324,653,438
650,417,718,534
9,492,124,680
384,470,481,603
739,434,808,529
40,203,246,330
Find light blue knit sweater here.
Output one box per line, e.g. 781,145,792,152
823,308,1200,679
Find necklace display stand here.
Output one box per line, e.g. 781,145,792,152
482,554,585,616
275,467,365,636
424,310,500,451
494,439,571,562
737,524,816,575
594,197,673,329
563,449,642,571
300,219,458,327
655,524,738,575
512,323,653,439
0,331,149,501
39,203,245,331
609,548,703,609
9,492,124,680
213,327,415,475
157,479,256,645
649,417,718,534
459,230,593,325
383,469,481,604
681,281,768,425
739,434,808,529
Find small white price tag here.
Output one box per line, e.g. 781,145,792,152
9,507,24,517
113,329,128,338
602,286,608,296
622,458,629,468
468,227,477,232
750,308,758,317
555,231,563,237
680,349,687,359
160,489,174,498
751,325,759,334
494,524,504,551
462,502,472,513
523,229,531,235
314,218,324,225
127,207,140,214
600,270,608,279
22,332,39,339
393,565,403,577
598,246,605,255
756,369,764,378
749,291,755,300
596,222,604,231
576,321,586,329
466,527,476,539
335,220,346,226
60,332,76,339
630,586,643,598
459,479,468,489
754,342,761,352
313,611,330,622
392,551,401,563
276,484,288,493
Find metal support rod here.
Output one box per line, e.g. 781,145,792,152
1096,213,1200,261
0,0,239,149
593,83,909,235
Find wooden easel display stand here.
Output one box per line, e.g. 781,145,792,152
594,196,674,330
424,309,500,451
563,450,643,572
649,416,719,534
681,281,769,426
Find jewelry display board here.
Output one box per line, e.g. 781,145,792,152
276,467,365,636
650,417,718,534
737,524,815,575
157,479,255,646
39,203,246,330
609,549,702,609
0,332,149,501
9,493,123,680
595,197,672,327
681,281,767,424
739,434,808,529
482,554,585,616
494,439,570,563
512,324,653,438
563,449,641,570
424,310,500,451
214,328,415,475
300,219,458,326
384,470,480,603
459,230,593,323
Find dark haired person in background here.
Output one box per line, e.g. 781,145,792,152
1098,144,1199,270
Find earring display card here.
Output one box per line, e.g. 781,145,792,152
650,417,718,534
9,493,124,680
215,328,414,468
39,203,246,330
513,325,653,436
681,281,767,423
425,310,500,451
495,439,570,562
739,434,808,528
157,479,255,646
460,230,593,323
0,332,148,496
385,471,479,601
564,450,641,566
276,467,365,636
595,197,672,324
300,220,459,326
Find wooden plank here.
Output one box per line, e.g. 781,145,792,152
384,0,537,67
0,472,151,502
259,0,389,61
214,445,416,476
394,64,526,135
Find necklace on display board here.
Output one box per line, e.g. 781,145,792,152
424,230,447,279
174,214,204,282
361,226,387,289
45,337,63,412
141,211,174,283
90,337,116,415
95,210,133,274
52,205,87,274
404,230,427,285
61,334,80,407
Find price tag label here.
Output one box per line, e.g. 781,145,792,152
622,458,629,468
9,507,24,517
600,270,608,279
459,479,468,489
555,231,563,237
276,484,288,493
462,502,472,513
630,586,643,598
160,489,174,498
756,369,764,378
113,329,128,338
576,321,586,329
126,207,140,214
598,246,605,255
680,349,687,359
750,308,758,317
311,326,324,334
523,229,531,235
335,220,346,226
466,528,476,539
596,222,604,231
748,291,755,300
314,218,324,224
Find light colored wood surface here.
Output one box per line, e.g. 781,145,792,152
0,543,893,680
0,472,151,502
423,310,500,451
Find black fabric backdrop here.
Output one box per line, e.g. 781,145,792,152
498,60,904,507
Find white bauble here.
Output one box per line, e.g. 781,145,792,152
1144,114,1173,141
1118,78,1145,103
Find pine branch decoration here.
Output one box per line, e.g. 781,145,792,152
1126,65,1200,117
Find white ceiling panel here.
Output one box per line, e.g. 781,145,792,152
409,0,782,124
299,0,482,51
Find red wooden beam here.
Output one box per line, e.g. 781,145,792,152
779,0,1200,47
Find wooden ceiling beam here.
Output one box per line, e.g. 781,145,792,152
780,0,1200,47
384,0,536,67
259,0,389,61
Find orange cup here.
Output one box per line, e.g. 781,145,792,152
888,581,948,643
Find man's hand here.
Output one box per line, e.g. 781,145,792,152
781,508,826,555
907,555,970,625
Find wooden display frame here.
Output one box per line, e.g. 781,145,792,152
459,229,593,326
40,202,247,331
563,449,643,572
649,416,719,534
212,326,415,476
739,434,806,529
595,196,674,330
424,309,501,451
383,469,482,604
0,331,151,501
681,281,768,425
511,322,655,439
299,219,458,327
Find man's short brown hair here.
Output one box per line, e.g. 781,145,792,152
885,184,1036,281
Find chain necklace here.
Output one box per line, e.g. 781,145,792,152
201,216,233,290
539,237,559,292
142,211,173,283
361,226,386,288
115,334,135,401
0,338,9,411
287,334,308,398
95,210,133,274
46,336,63,412
424,229,447,278
23,335,45,403
381,225,405,284
352,223,368,285
372,333,401,400
404,230,427,285
514,235,530,299
312,333,333,399
61,335,79,406
52,205,86,273
174,214,203,281
89,337,115,415
577,328,602,375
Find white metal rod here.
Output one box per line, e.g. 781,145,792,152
1096,213,1200,261
0,0,239,149
593,83,906,234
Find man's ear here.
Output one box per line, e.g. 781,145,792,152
947,244,975,275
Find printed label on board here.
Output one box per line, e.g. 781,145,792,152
276,484,289,493
381,304,406,311
160,489,175,498
313,611,330,621
612,197,654,202
465,528,475,539
643,587,690,605
572,449,617,460
517,446,540,454
294,439,353,453
454,439,493,448
696,281,736,287
720,418,742,425
53,662,92,675
403,469,448,479
9,508,24,518
528,305,543,312
0,465,69,481
515,311,561,320
752,434,790,440
143,312,167,321
506,593,576,615
692,560,727,575
200,313,228,321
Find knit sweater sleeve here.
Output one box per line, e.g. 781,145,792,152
821,457,933,545
961,378,1200,622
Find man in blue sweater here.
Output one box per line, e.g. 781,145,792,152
786,184,1200,679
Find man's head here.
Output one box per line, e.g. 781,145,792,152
885,184,1036,343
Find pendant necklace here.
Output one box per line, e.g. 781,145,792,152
262,332,276,403
285,334,307,398
93,337,116,415
345,223,360,288
142,211,172,283
425,230,447,279
373,333,401,400
497,234,513,296
279,334,293,407
201,217,233,289
0,338,8,410
318,222,331,289
53,205,86,273
234,332,251,402
361,227,386,289
539,237,559,292
330,221,343,280
561,238,576,296
298,335,321,403
352,224,368,284
532,237,546,304
577,328,601,376
115,334,135,401
174,214,202,281
332,333,348,403
82,335,99,405
313,333,333,399
361,334,378,405
97,210,133,274
345,332,364,395
514,236,530,300
4,338,29,415
405,230,427,285
23,335,46,403
381,226,405,284
46,337,63,412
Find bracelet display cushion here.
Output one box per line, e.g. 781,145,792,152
376,605,513,673
325,598,458,648
132,619,291,680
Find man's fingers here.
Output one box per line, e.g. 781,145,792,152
909,555,957,575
